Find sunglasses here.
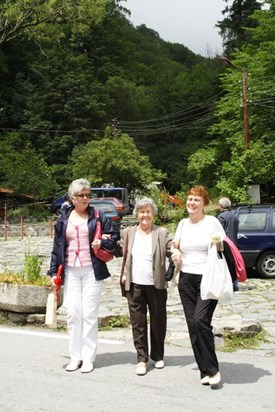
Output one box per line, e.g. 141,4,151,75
75,193,91,199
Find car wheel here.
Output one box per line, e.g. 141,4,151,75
256,251,275,279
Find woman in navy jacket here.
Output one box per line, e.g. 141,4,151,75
48,178,118,373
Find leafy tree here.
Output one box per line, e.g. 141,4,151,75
189,2,275,202
70,130,165,193
0,132,59,198
0,0,112,45
217,0,262,55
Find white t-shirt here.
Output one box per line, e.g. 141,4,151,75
174,215,225,275
131,231,154,285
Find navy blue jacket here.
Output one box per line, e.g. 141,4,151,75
47,203,118,281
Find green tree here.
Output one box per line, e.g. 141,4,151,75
189,2,275,202
0,0,112,45
0,132,59,198
217,0,262,55
70,130,165,193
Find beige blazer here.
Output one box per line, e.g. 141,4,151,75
120,224,172,291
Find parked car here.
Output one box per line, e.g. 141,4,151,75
50,196,121,233
90,199,121,233
232,205,275,279
50,186,130,215
91,197,126,216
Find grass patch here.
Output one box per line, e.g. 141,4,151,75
221,330,268,352
99,315,130,330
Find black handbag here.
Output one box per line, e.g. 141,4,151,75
165,257,175,281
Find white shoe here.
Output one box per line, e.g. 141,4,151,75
209,372,221,386
66,361,82,372
154,360,165,369
136,362,147,376
81,362,94,374
200,376,210,385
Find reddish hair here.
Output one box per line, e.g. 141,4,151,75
187,185,210,206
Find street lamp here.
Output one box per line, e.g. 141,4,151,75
220,56,250,149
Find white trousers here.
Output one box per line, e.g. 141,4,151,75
63,265,103,364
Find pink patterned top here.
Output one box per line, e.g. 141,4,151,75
65,219,92,267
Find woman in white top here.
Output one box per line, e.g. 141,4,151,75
172,186,225,387
120,197,172,376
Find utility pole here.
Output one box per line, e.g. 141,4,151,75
220,56,250,150
242,67,250,149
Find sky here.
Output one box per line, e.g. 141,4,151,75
124,0,233,56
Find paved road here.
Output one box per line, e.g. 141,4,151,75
1,236,275,410
0,326,275,412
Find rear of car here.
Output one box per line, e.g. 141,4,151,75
233,205,275,278
90,200,121,234
91,197,126,216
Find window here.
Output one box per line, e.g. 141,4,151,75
272,212,275,230
238,212,267,231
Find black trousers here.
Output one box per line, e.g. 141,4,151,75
178,272,219,378
126,283,167,363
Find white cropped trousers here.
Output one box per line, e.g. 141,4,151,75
63,265,103,364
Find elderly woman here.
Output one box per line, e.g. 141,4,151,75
120,197,172,376
48,178,117,373
172,186,225,387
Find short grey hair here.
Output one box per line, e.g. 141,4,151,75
68,178,91,200
133,197,158,218
219,197,231,209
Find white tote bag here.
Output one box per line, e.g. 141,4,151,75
201,244,234,301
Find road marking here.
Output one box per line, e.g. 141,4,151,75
0,326,124,344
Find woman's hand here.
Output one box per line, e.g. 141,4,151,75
171,240,180,249
171,248,182,265
91,239,101,249
121,274,126,284
102,234,111,239
50,276,58,289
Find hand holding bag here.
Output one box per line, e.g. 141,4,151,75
201,244,234,301
93,209,114,263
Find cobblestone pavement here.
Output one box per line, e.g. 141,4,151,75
1,236,275,354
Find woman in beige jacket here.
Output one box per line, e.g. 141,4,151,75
120,197,172,376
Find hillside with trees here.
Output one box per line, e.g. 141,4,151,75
0,0,274,204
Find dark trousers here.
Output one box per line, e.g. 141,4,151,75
178,272,219,378
126,283,167,363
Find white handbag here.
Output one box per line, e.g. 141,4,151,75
201,244,234,301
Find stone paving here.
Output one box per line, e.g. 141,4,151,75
1,235,275,354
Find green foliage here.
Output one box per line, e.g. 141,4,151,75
188,4,275,202
7,205,51,221
0,245,50,286
100,315,130,330
0,0,112,44
23,244,43,284
0,238,49,286
216,0,262,55
0,132,59,199
71,131,165,193
221,330,267,352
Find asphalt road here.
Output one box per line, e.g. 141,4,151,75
0,326,274,412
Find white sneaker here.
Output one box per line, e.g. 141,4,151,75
154,360,165,369
81,362,94,374
136,362,147,376
66,361,82,372
209,372,221,387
